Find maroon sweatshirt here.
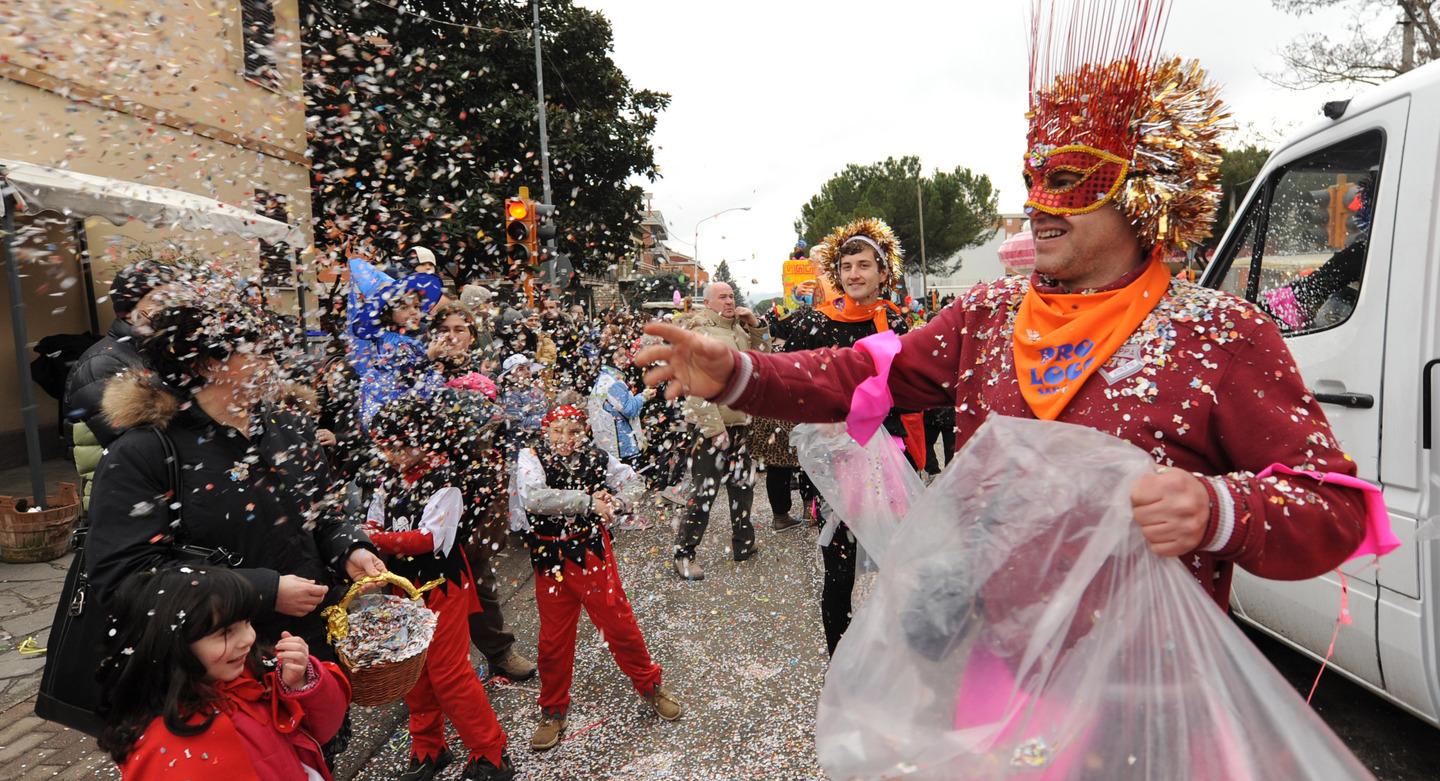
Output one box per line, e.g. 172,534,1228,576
714,267,1367,607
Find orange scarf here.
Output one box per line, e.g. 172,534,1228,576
1012,260,1171,420
817,296,902,332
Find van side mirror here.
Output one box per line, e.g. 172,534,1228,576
1322,100,1351,120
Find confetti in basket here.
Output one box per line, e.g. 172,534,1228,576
323,572,444,706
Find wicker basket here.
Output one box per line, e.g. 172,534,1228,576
0,483,81,563
323,572,443,706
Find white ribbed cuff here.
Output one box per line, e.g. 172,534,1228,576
713,352,752,407
1201,476,1236,553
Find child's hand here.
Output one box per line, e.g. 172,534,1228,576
276,631,311,691
592,490,616,522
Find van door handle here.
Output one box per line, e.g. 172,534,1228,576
1424,359,1440,449
1314,392,1374,409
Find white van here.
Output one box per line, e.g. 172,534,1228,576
1200,59,1440,727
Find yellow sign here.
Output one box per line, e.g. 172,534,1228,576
780,259,836,314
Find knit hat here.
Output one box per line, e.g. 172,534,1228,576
500,353,542,377
108,261,176,317
409,246,437,271
541,404,586,430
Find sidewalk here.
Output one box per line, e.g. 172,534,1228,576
0,555,112,781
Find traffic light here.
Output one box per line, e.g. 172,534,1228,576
535,202,557,245
1325,177,1350,249
504,187,539,269
545,251,575,290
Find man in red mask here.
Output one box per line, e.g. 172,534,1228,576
636,43,1371,611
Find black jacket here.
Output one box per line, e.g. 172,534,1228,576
85,374,375,656
63,319,147,446
782,305,912,438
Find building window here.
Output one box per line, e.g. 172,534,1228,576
255,189,293,288
241,0,280,87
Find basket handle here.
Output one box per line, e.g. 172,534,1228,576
322,572,445,645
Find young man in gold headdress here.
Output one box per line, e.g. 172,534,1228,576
773,219,917,655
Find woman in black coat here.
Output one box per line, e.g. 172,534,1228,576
86,294,386,660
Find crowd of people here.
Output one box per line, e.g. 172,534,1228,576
54,234,974,780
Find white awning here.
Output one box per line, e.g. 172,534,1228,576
0,159,308,246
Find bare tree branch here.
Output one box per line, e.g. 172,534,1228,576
1268,0,1438,89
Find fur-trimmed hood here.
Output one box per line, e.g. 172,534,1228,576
100,371,181,431
101,372,322,432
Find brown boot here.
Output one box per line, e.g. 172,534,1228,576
529,713,567,752
642,686,682,721
488,650,537,682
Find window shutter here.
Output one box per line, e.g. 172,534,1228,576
240,0,279,83
255,189,293,287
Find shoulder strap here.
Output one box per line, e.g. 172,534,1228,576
146,429,241,567
151,428,184,531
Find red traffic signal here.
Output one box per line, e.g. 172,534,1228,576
504,192,539,267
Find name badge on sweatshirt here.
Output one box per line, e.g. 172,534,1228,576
1099,342,1145,385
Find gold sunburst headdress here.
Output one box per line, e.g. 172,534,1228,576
813,217,904,294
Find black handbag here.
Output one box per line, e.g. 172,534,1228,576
34,429,241,737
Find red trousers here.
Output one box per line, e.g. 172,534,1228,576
536,543,662,714
405,580,508,765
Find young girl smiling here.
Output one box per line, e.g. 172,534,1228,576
99,566,351,780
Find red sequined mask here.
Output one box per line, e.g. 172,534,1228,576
1022,144,1130,216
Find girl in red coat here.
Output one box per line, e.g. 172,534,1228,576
98,565,351,780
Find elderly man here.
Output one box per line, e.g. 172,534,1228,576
671,282,768,580
639,51,1370,619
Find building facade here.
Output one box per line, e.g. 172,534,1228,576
0,0,311,464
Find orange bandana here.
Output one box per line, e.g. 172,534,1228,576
817,296,902,332
1012,260,1171,420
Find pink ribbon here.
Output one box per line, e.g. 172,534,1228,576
1261,287,1305,330
845,331,902,445
1254,463,1399,561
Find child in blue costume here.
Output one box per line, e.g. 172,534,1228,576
350,271,445,427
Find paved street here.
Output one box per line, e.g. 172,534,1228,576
1,475,1439,780
351,494,829,781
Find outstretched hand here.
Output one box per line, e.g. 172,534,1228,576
636,322,737,401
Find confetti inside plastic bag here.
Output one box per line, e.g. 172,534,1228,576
791,422,924,571
816,415,1373,780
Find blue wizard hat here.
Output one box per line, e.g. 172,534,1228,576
349,258,443,339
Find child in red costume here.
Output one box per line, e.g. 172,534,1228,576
367,398,515,781
98,566,350,781
517,405,683,751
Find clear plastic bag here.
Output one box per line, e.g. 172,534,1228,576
817,415,1373,781
791,422,926,570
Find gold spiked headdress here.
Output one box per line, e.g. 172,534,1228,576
813,217,904,294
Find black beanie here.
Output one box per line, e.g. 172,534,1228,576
108,261,175,318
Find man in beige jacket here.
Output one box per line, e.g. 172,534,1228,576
672,282,768,580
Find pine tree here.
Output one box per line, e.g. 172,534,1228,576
713,260,746,306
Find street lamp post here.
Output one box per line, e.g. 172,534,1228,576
692,206,751,297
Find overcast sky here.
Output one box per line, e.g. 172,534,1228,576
584,0,1371,295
